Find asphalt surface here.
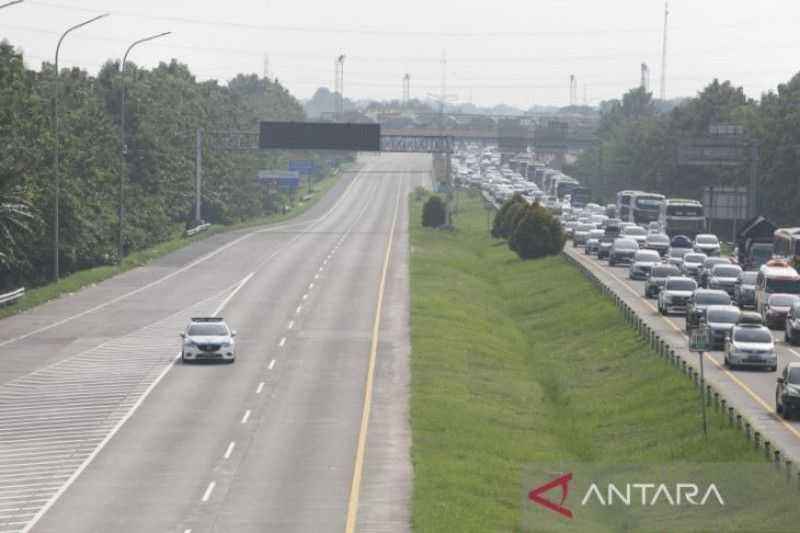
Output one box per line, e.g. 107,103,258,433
0,153,428,533
564,244,800,464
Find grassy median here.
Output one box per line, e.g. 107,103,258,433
409,192,765,532
0,172,341,321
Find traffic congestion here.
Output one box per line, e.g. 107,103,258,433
565,194,800,419
452,144,800,420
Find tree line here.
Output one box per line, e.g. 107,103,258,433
566,73,800,228
0,40,338,291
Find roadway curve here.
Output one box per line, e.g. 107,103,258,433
0,153,428,533
564,245,800,464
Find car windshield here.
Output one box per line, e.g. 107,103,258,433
684,254,706,264
188,324,229,336
769,294,800,307
653,267,680,277
696,292,731,305
712,266,742,278
667,280,697,291
634,251,660,262
614,239,638,250
740,272,758,284
647,235,669,244
623,227,647,236
576,224,594,231
789,368,800,385
766,278,800,294
734,328,772,344
707,309,739,324
696,236,718,245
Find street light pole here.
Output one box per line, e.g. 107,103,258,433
119,31,171,260
53,13,108,281
0,0,24,10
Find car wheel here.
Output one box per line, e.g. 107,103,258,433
770,366,777,372
785,329,790,343
609,259,615,267
181,352,188,364
777,398,783,415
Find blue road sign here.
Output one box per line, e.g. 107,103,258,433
288,160,315,176
257,170,300,189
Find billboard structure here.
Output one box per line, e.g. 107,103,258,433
259,122,380,151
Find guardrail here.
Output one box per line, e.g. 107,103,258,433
563,250,800,476
185,223,211,237
0,287,24,306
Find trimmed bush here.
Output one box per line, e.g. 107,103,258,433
422,195,447,228
508,204,565,259
491,194,527,239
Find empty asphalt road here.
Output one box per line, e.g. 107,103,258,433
0,153,428,533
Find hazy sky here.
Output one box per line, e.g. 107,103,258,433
1,0,798,108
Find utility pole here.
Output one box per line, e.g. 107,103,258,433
402,73,410,107
334,54,345,117
263,53,269,79
195,128,203,223
660,1,669,100
52,13,108,281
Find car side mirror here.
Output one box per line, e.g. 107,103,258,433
180,332,186,338
778,377,785,385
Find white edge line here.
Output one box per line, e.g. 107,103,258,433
214,272,254,314
19,273,254,533
201,481,216,502
20,351,181,533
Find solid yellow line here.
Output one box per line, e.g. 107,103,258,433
571,250,800,440
344,185,401,533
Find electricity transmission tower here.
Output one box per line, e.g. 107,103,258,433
641,62,650,92
402,73,410,107
660,2,669,100
569,75,577,106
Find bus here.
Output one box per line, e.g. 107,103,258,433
630,191,665,225
616,190,638,223
554,176,580,200
569,186,592,208
658,198,706,238
773,228,800,269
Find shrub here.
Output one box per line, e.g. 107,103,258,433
414,186,429,202
491,194,527,239
509,204,565,259
422,195,447,228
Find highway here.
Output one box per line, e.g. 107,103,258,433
564,245,800,464
0,153,427,533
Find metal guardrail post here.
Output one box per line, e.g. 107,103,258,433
0,287,25,306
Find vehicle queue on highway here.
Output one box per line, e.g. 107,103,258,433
452,144,800,420
564,201,800,420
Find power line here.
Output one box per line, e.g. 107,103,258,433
27,0,743,38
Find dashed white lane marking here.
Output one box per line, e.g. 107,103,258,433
288,320,295,330
256,382,265,394
268,360,276,371
314,274,320,280
308,283,314,290
302,294,309,301
201,481,216,502
241,410,251,424
279,337,287,348
223,441,236,460
296,306,302,315
183,529,192,533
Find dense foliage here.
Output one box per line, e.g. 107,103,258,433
568,74,800,227
0,41,338,290
492,195,564,259
421,195,447,228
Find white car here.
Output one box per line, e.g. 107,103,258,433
694,234,721,256
628,250,662,280
658,276,697,315
181,317,237,363
620,225,648,247
724,324,777,371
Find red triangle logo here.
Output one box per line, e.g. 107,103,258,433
528,472,573,519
